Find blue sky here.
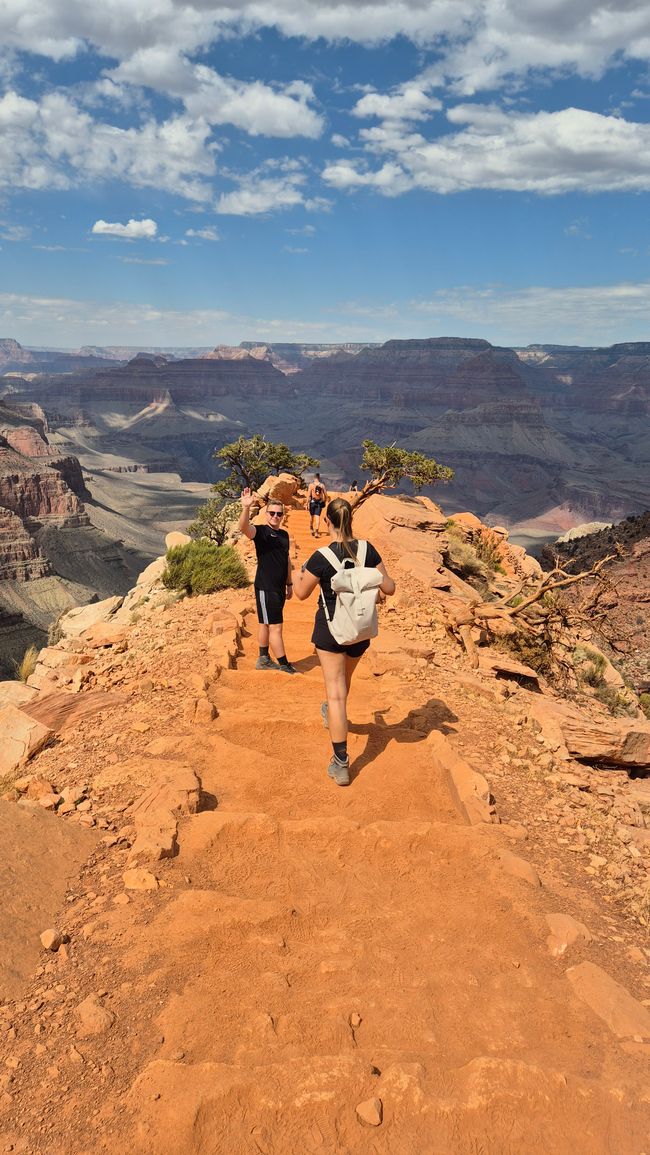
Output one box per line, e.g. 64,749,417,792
2,0,650,348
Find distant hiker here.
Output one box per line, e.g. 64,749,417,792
349,480,358,493
239,488,297,674
292,497,395,785
307,473,328,538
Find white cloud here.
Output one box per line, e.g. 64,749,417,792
331,134,350,148
0,222,31,241
92,217,158,239
216,163,307,215
283,245,308,253
286,224,315,235
324,106,650,195
352,85,441,122
4,1,650,98
108,53,323,139
185,226,220,240
0,90,217,201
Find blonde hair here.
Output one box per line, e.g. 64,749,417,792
326,497,357,562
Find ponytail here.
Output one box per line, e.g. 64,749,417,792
326,498,358,562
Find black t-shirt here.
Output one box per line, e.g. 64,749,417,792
305,539,382,621
254,523,290,591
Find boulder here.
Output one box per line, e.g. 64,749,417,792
0,704,52,777
530,698,650,768
567,962,650,1039
75,994,116,1038
127,764,201,866
499,850,542,887
256,473,299,507
22,689,127,735
165,531,191,550
545,913,592,957
136,556,167,588
427,730,495,826
56,596,123,640
0,681,38,708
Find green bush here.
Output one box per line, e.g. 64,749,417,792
162,540,249,596
595,685,637,718
640,693,650,720
573,644,607,687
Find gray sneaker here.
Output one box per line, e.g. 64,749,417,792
320,701,329,729
255,655,280,671
327,755,350,787
278,662,298,674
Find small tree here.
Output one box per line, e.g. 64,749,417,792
162,540,249,596
211,434,319,502
188,498,241,546
352,440,454,508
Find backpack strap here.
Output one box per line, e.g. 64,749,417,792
318,545,344,571
357,540,368,566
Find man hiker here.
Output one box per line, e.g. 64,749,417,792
307,473,328,538
239,488,298,673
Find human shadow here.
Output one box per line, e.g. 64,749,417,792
348,697,458,782
291,654,320,673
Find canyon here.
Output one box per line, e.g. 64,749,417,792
1,334,648,668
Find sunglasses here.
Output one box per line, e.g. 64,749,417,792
268,510,283,518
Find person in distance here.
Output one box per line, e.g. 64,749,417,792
291,497,395,785
238,489,298,674
307,472,328,538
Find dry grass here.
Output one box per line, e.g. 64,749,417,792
14,644,39,683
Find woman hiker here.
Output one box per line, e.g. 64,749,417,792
292,497,395,786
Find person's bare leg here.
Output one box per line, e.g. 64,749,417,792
268,622,285,661
317,650,347,742
258,623,270,649
345,653,362,694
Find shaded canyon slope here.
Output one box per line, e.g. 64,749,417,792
0,398,147,675
3,336,650,549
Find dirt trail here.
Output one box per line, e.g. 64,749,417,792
2,509,650,1154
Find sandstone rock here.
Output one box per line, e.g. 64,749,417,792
122,868,159,890
528,697,650,768
478,652,542,686
81,622,128,649
193,697,217,725
0,680,37,707
499,850,542,887
427,731,494,826
38,792,62,810
22,688,127,735
75,994,115,1038
356,1097,383,1126
136,556,167,588
39,924,66,951
165,531,191,549
0,704,53,778
566,962,650,1039
256,472,299,506
127,765,201,866
545,913,592,957
23,775,55,799
56,596,123,640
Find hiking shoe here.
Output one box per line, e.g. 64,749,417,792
278,662,298,674
327,754,350,787
320,701,329,729
255,655,280,671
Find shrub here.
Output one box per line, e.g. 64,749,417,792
595,685,637,718
14,645,38,682
573,644,607,687
445,534,486,580
474,529,504,573
162,540,249,596
639,693,650,720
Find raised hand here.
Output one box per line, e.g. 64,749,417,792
240,487,255,509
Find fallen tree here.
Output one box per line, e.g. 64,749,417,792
440,553,618,675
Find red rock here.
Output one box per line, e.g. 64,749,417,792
355,1097,383,1126
499,850,542,887
545,913,592,958
567,962,650,1039
75,994,115,1038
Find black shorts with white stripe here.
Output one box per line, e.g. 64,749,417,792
255,588,286,625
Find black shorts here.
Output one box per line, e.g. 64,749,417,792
311,616,371,657
255,588,286,625
309,500,325,516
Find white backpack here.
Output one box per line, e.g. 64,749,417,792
318,540,383,645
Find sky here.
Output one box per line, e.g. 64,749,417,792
2,0,650,349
